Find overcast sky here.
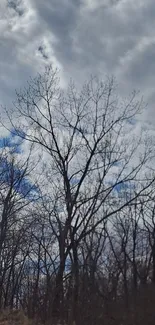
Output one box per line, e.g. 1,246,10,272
0,0,155,122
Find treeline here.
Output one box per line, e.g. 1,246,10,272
0,66,155,324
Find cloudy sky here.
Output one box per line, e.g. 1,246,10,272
0,0,155,122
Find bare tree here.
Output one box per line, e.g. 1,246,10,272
1,65,155,324
0,139,38,309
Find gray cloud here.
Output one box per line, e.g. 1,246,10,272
7,0,25,16
0,0,155,122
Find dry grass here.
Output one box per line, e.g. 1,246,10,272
0,310,32,325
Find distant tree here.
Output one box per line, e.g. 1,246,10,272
0,142,38,309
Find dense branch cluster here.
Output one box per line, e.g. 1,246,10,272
0,66,155,324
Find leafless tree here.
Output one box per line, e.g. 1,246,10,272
1,65,155,324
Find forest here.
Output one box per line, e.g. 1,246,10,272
0,66,155,325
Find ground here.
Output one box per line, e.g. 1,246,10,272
0,310,31,325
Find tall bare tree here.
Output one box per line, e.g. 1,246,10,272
2,65,155,324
